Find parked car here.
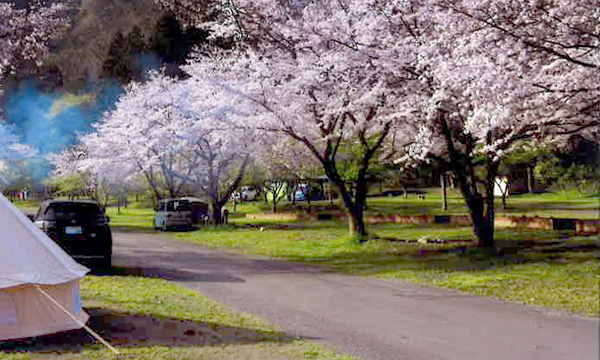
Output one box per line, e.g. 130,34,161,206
295,184,310,201
154,198,206,230
240,186,259,201
34,199,112,269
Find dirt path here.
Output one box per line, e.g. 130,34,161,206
111,230,598,360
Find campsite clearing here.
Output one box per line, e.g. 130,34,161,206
0,276,356,360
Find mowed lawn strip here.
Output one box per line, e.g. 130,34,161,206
0,276,357,360
174,223,599,317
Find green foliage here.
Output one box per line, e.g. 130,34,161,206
335,137,386,184
535,158,599,194
44,172,93,198
502,140,553,167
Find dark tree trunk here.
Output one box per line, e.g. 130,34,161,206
483,162,499,250
322,157,370,242
441,171,448,211
212,200,222,225
284,111,391,243
440,114,497,251
209,155,250,226
347,206,367,239
349,185,368,241
526,164,534,193
291,181,297,205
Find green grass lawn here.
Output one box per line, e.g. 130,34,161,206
368,189,599,219
236,188,599,219
174,222,599,317
106,207,155,231
0,276,356,360
10,199,41,216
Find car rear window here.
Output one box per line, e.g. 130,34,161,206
44,203,101,221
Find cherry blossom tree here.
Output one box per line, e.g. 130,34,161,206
47,145,97,198
160,0,598,247
74,72,254,223
402,0,599,249
181,2,423,241
77,74,181,200
439,0,599,132
170,75,256,223
0,123,36,187
0,2,72,78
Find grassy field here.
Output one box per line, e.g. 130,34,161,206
0,276,356,360
13,187,599,222
106,207,155,230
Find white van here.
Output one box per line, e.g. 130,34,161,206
240,186,259,201
154,199,193,231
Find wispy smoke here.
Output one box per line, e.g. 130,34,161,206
1,51,167,183
2,79,124,180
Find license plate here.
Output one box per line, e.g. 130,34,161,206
65,226,83,235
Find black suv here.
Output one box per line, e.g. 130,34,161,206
34,199,112,269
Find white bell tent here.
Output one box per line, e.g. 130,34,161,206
0,193,89,341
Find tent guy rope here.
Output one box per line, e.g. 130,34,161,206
34,285,120,355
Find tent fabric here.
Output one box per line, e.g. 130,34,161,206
0,280,89,340
0,194,89,289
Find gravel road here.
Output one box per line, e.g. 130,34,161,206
111,230,599,360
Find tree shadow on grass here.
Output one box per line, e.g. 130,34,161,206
111,224,204,233
110,225,156,233
91,266,246,283
0,308,295,353
294,246,597,275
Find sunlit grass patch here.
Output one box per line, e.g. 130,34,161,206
105,207,155,229
376,256,599,316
